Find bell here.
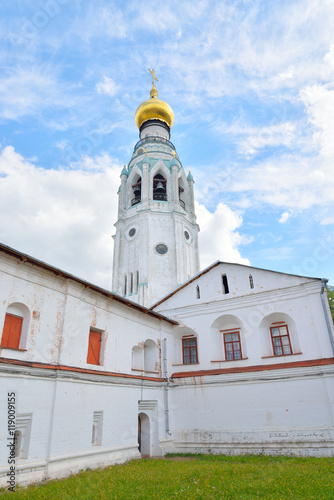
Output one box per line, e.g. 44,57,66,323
134,186,141,196
155,181,165,192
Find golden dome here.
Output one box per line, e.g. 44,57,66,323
135,84,174,130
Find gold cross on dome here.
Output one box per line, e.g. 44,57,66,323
148,69,158,86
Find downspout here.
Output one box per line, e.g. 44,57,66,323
163,338,172,436
320,278,334,355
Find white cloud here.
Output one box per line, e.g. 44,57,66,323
0,146,121,288
218,121,297,157
300,83,334,158
96,76,118,97
0,147,250,289
196,201,250,269
279,211,291,224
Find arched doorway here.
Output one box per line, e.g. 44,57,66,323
138,412,150,457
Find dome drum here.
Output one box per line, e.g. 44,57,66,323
140,119,171,135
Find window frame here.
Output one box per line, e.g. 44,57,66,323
1,313,23,350
182,336,198,365
270,322,293,356
221,328,242,361
87,329,102,366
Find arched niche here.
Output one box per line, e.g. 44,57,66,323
178,172,189,211
210,314,245,360
150,161,171,201
132,345,143,371
258,312,300,357
127,166,142,208
144,339,159,373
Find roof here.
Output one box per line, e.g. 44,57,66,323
151,260,322,309
0,242,178,326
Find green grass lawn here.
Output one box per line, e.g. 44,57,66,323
1,454,334,499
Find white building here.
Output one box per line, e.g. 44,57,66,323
0,79,334,488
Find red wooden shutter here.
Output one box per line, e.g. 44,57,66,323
1,314,23,349
87,330,101,365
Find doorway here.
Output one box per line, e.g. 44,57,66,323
138,412,150,457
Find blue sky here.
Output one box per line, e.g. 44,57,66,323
0,0,334,289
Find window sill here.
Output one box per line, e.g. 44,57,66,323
131,368,159,374
261,352,302,359
0,346,27,352
211,357,248,363
172,363,200,366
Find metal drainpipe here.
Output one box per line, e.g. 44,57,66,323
320,278,334,355
163,338,172,436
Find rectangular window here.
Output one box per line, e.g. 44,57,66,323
1,313,23,349
223,330,242,360
182,337,198,365
87,329,102,365
222,274,229,294
92,411,103,446
15,413,33,459
270,324,292,356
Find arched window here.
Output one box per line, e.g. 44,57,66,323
153,173,167,201
249,274,254,289
130,273,133,294
178,177,187,209
270,323,292,356
222,274,229,294
136,271,139,292
124,275,127,296
196,285,200,299
1,303,30,350
131,175,142,206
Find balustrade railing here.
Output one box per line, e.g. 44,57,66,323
134,136,175,152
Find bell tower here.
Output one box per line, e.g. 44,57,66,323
112,71,200,307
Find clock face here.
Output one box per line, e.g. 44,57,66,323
184,230,190,240
155,244,168,255
129,228,136,237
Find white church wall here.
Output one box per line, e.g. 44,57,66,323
154,266,333,375
0,369,167,486
169,368,334,456
0,247,176,486
0,250,175,374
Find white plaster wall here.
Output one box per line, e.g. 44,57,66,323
155,263,320,309
155,266,334,374
169,370,334,456
0,252,175,373
0,370,168,487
